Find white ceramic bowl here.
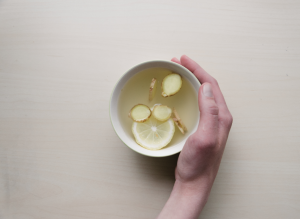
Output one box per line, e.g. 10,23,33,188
110,60,200,157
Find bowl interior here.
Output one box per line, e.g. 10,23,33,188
110,60,200,157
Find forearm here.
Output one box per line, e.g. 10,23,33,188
157,179,212,219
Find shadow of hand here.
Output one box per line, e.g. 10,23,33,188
133,152,179,183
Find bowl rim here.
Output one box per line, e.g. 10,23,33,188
109,60,200,157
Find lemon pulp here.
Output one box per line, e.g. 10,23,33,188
132,116,175,150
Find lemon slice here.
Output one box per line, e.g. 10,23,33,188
132,116,175,150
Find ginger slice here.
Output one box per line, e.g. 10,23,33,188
172,108,187,134
161,73,182,97
150,103,162,111
128,104,151,123
149,78,157,101
152,105,172,122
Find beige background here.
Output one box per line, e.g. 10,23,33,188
0,0,299,218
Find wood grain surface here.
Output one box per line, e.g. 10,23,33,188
0,0,299,218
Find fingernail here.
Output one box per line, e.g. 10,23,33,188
203,83,214,97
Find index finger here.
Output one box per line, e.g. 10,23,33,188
179,55,233,142
180,55,230,114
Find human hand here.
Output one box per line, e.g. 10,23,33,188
157,55,233,219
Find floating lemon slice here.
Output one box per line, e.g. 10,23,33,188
132,116,175,150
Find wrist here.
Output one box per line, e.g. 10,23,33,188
172,179,211,209
157,179,212,219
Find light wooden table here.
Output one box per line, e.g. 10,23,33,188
0,0,299,218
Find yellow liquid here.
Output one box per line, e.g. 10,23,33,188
118,67,199,147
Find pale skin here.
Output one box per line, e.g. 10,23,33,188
157,55,233,219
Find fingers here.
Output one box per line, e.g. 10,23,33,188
195,83,219,146
171,57,181,64
180,55,231,122
177,55,233,146
180,55,208,81
180,55,227,106
172,55,233,146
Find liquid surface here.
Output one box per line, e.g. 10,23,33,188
118,67,199,147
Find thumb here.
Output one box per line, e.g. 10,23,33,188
196,83,219,139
